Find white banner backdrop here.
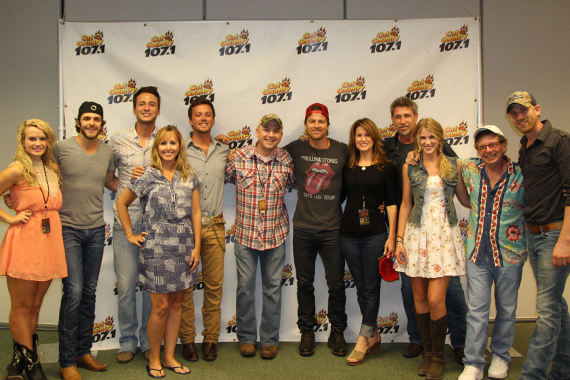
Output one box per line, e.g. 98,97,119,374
60,18,479,349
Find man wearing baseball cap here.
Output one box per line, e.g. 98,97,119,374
225,114,295,359
506,92,570,380
457,125,526,380
57,102,117,380
284,103,349,357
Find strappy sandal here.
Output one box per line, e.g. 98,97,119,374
146,365,165,378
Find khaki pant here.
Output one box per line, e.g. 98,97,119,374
180,223,226,344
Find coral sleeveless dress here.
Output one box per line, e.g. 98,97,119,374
0,180,67,281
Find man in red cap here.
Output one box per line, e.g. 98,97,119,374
284,103,349,357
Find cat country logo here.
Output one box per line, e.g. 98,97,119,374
314,309,329,332
335,77,366,104
344,269,355,289
297,27,328,55
227,126,252,150
281,263,295,287
378,124,397,139
75,30,105,56
92,316,116,343
439,24,470,52
261,78,293,105
225,223,236,245
444,121,470,147
298,130,309,141
377,312,400,337
405,74,436,101
103,221,112,246
97,126,109,143
145,30,176,57
370,26,402,54
226,314,237,334
183,79,215,106
107,78,137,105
219,29,251,56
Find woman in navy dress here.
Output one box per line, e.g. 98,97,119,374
118,125,201,377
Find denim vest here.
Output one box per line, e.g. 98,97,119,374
407,155,459,227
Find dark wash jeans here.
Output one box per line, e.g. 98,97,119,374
58,226,105,367
341,234,387,337
293,228,347,333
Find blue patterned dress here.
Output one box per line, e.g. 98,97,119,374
128,167,200,293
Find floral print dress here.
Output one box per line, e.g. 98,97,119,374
395,176,465,278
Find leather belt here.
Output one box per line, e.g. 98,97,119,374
202,213,225,228
528,222,563,235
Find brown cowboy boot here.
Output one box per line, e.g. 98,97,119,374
415,312,432,376
427,314,449,380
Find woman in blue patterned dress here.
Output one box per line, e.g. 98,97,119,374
117,125,201,378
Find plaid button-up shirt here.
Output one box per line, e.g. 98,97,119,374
225,144,295,251
109,125,156,229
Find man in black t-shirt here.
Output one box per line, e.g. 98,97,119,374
383,96,467,365
284,103,348,357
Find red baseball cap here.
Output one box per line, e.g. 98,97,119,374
305,103,329,121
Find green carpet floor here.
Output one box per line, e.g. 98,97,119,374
0,322,535,379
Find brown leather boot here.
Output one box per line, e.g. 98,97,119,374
427,314,449,380
4,341,24,380
415,312,432,376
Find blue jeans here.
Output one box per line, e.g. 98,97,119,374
400,273,467,347
234,241,286,346
341,234,386,337
113,221,151,353
463,260,523,369
521,228,570,380
58,226,105,368
293,228,347,332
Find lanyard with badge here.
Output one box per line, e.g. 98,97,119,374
38,162,51,233
358,166,371,226
254,155,274,215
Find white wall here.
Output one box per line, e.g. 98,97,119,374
1,0,569,326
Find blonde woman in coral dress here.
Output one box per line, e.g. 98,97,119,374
0,119,67,380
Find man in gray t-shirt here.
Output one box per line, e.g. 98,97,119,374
55,102,117,380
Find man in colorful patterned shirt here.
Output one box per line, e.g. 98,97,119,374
225,114,295,360
458,125,526,380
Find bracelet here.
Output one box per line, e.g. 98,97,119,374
396,241,404,244
396,235,404,240
124,229,133,235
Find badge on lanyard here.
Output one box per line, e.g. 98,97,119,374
259,199,267,214
359,209,370,226
42,217,51,234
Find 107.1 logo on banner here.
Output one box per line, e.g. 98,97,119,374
75,31,105,56
220,30,251,56
145,31,175,57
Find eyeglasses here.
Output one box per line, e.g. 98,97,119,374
477,142,500,152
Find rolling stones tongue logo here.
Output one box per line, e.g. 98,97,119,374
305,162,335,194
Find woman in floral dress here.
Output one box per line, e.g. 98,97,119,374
394,118,469,380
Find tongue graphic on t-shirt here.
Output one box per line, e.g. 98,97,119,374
305,162,335,195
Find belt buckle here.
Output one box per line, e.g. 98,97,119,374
202,216,213,228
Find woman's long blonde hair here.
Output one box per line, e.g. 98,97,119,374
150,125,195,182
347,118,390,169
414,118,453,180
15,119,60,185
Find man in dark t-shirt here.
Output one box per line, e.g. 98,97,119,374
383,96,467,364
284,103,348,358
